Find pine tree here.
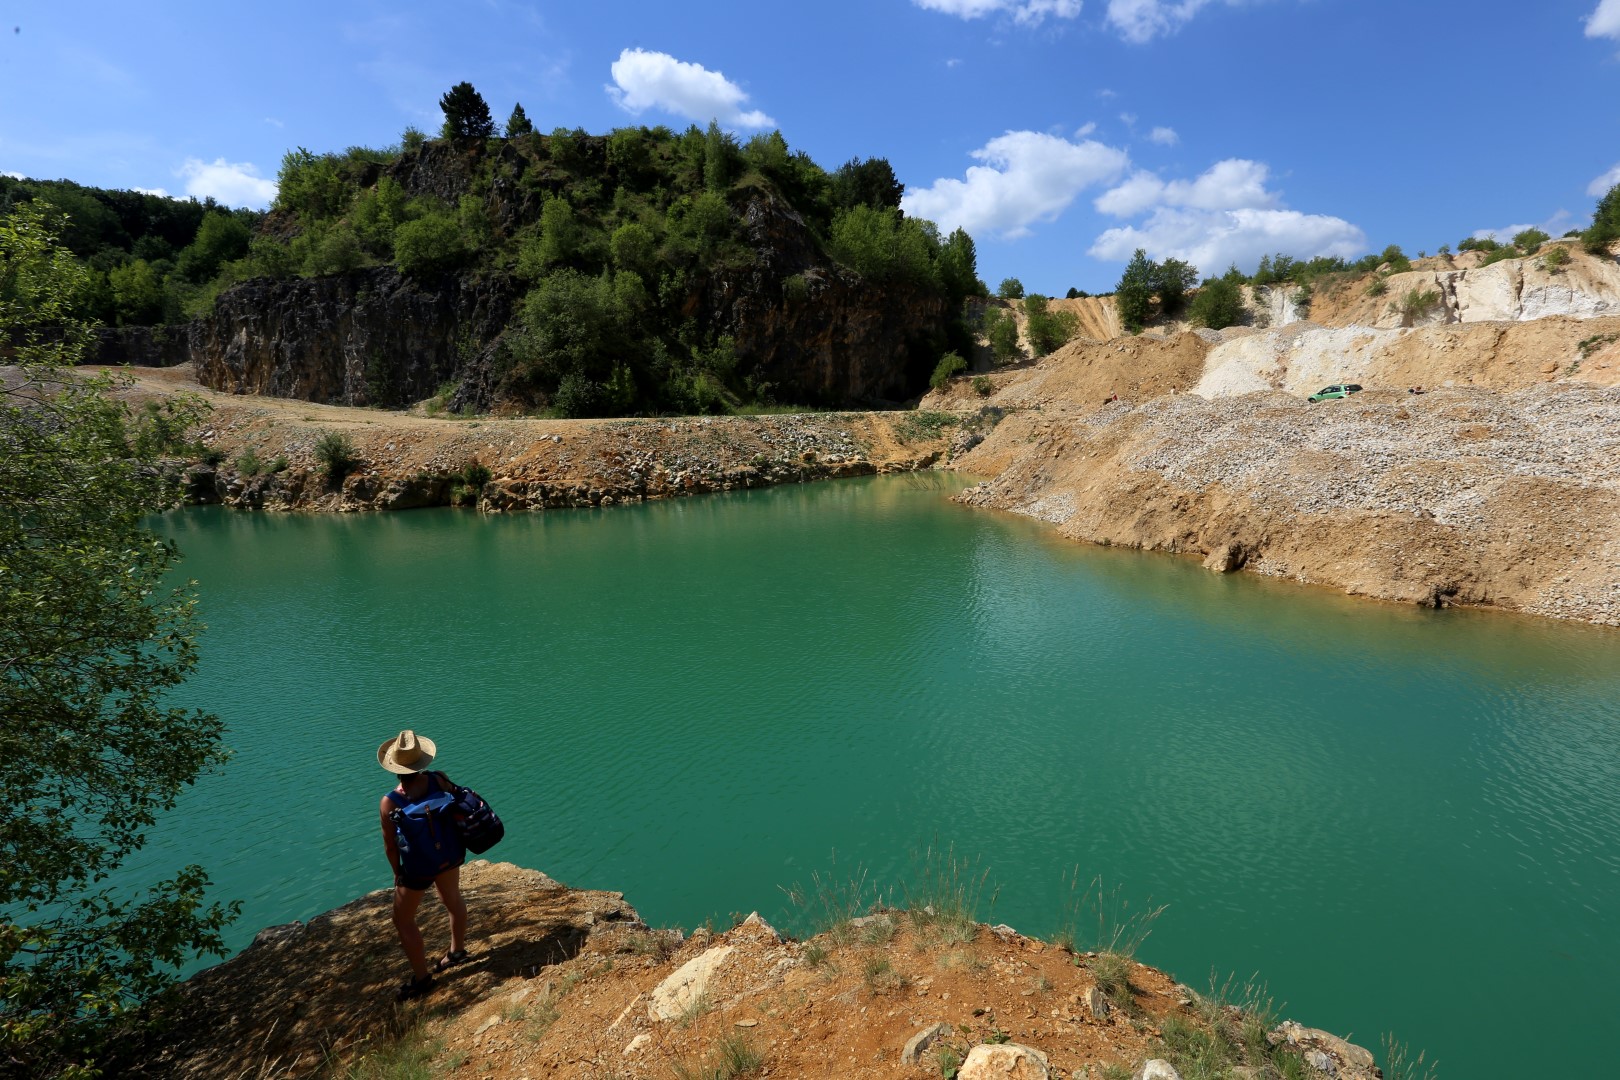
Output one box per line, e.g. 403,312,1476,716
1115,248,1157,333
505,102,534,138
439,81,494,139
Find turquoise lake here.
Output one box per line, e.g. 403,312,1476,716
144,473,1620,1078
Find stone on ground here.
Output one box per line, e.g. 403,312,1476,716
959,1042,1051,1079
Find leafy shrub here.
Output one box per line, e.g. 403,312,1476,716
1396,288,1441,323
972,375,992,397
1187,277,1245,330
1023,294,1078,356
1513,228,1550,254
1583,183,1620,254
392,211,467,276
996,277,1025,299
930,351,967,390
1364,276,1389,297
983,307,1021,363
313,432,359,480
1542,246,1570,271
235,447,263,477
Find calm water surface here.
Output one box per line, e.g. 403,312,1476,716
144,475,1619,1078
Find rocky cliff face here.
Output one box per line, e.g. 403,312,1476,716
190,182,941,410
192,266,516,407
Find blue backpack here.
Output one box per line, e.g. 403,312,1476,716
387,778,464,881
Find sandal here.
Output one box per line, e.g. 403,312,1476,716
395,973,435,1002
433,949,469,974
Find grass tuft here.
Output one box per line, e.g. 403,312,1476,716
902,842,998,945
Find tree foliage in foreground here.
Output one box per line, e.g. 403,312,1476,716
0,203,235,1078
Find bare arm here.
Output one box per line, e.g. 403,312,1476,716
380,795,402,882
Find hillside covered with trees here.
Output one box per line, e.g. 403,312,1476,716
2,83,986,416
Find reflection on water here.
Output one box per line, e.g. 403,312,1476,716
144,474,1620,1078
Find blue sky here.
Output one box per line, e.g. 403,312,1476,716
3,0,1619,293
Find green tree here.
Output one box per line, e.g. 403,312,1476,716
1583,184,1620,254
505,102,534,138
703,121,739,193
1152,257,1198,317
439,82,494,139
174,212,250,284
830,157,904,211
0,202,235,1078
392,210,467,276
1115,248,1156,332
996,277,1025,300
930,351,967,390
107,258,166,325
938,228,983,303
1023,294,1078,356
983,306,1021,362
1187,277,1245,330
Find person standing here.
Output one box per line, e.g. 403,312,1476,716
378,730,469,1001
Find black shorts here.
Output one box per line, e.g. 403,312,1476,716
397,860,462,892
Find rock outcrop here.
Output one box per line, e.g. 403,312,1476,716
147,861,1387,1080
192,266,517,409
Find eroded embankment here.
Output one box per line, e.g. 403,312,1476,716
146,862,1383,1080
950,384,1620,625
109,366,955,513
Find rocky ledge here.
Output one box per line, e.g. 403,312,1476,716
146,862,1386,1080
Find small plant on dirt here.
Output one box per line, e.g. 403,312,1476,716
268,454,289,473
802,941,830,968
1158,1013,1235,1080
673,1032,763,1080
1029,971,1053,994
626,928,681,962
1394,288,1441,322
902,842,999,945
235,447,264,477
1364,275,1389,298
985,1028,1012,1045
780,856,887,945
1088,950,1134,1007
1097,1064,1133,1080
862,955,909,995
1542,246,1570,272
896,411,960,442
451,458,493,506
314,432,359,482
971,375,992,397
332,1021,441,1080
198,446,226,466
858,913,896,946
1578,332,1617,358
677,991,715,1027
933,1042,962,1079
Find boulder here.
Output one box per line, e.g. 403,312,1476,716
1136,1061,1182,1080
1083,985,1110,1020
901,1022,954,1065
647,944,734,1022
958,1042,1050,1080
1268,1020,1379,1078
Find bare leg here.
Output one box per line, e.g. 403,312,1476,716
392,885,429,979
433,865,468,957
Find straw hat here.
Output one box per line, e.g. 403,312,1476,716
377,730,437,774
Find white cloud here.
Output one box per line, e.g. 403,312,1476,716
606,48,774,129
176,158,277,208
1089,157,1363,275
911,0,1083,26
1106,0,1215,41
1119,111,1138,127
133,186,171,198
1470,223,1537,244
3,170,25,180
1096,159,1276,216
1587,0,1620,40
1074,121,1098,137
1589,162,1620,196
1147,126,1179,146
903,130,1129,239
263,117,285,129
946,57,964,68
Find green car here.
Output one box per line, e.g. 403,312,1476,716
1307,383,1363,402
